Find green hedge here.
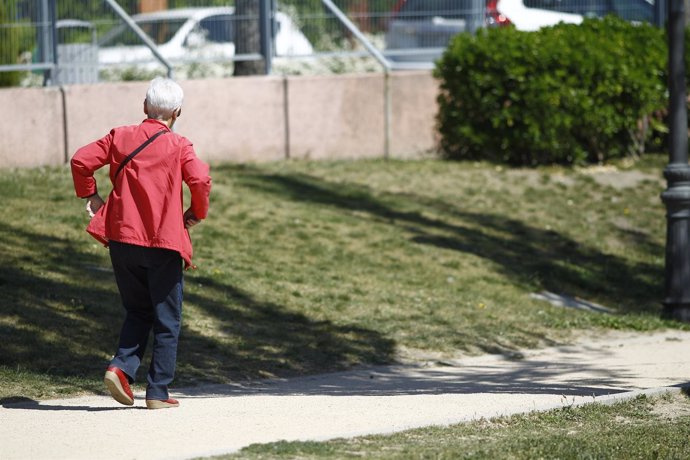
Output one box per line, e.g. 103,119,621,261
434,17,668,166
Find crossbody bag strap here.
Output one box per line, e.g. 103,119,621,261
114,130,168,179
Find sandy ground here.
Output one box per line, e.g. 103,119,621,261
1,330,689,460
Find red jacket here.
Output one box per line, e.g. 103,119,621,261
71,118,211,268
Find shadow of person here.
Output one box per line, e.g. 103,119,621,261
0,396,145,411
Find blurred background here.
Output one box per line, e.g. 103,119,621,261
0,0,667,86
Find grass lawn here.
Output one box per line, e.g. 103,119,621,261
224,392,690,459
0,154,687,401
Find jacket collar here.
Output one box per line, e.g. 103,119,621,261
143,118,171,131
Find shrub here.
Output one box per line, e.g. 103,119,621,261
434,17,667,166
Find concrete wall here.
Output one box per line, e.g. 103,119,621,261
0,71,439,169
0,87,65,168
64,82,148,158
182,77,287,163
288,73,385,160
390,71,439,158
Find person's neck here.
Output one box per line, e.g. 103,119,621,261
148,116,174,129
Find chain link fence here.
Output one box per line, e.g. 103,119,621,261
0,0,664,86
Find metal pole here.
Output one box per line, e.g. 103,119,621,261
103,0,173,78
661,0,690,322
259,0,272,75
49,0,58,84
39,0,51,85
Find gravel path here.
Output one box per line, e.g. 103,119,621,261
1,330,689,460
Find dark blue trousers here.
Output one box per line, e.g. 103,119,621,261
108,241,183,400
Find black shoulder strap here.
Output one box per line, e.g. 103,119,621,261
114,130,168,179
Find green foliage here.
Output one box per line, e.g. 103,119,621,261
56,1,128,21
0,0,35,87
99,65,165,82
435,17,667,166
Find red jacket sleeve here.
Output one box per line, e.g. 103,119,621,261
71,131,113,198
181,143,211,219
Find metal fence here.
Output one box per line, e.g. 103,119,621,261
0,0,666,86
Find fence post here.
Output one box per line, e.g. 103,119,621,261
39,0,57,85
259,0,273,75
49,0,58,84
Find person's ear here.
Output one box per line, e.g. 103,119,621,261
143,99,148,115
168,107,181,129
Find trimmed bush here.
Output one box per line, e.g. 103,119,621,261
434,17,667,166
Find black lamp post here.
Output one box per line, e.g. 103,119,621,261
662,0,690,322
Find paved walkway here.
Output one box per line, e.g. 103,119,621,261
1,330,689,460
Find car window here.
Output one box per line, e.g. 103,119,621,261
611,0,654,22
198,14,234,43
101,18,187,47
397,0,474,18
523,0,608,17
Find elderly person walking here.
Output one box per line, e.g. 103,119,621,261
71,77,211,409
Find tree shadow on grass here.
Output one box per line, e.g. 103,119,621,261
230,166,662,315
179,275,395,384
409,215,661,314
0,221,395,397
0,222,122,392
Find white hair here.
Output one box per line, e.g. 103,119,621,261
145,77,184,120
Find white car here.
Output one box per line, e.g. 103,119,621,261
98,7,313,67
489,0,582,31
493,0,655,31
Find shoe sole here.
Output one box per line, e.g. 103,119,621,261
104,370,134,406
146,400,179,409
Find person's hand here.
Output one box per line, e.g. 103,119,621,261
85,194,105,218
184,208,200,229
